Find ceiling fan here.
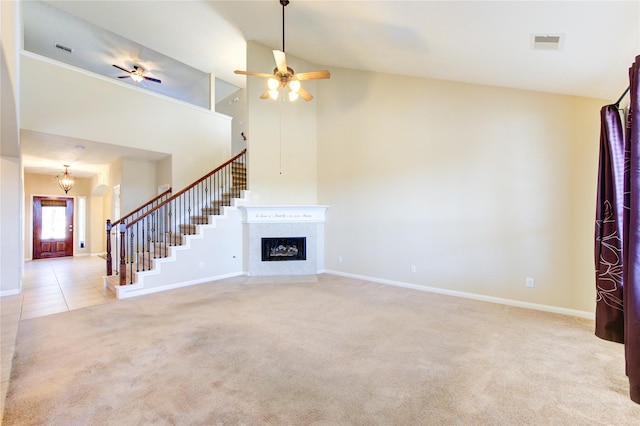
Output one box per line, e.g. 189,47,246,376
234,0,330,101
112,64,161,84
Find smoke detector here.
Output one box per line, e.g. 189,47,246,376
531,34,564,51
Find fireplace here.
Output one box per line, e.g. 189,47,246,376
261,237,306,261
241,205,328,276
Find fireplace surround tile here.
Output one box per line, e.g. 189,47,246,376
241,206,328,277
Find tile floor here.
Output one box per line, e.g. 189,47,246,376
1,255,116,418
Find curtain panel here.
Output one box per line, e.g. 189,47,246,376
596,55,640,404
623,55,640,405
594,105,625,343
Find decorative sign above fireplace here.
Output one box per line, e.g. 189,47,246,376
261,237,306,262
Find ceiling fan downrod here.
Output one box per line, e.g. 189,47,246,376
281,0,289,52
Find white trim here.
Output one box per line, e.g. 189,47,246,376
324,270,594,320
0,289,21,297
114,272,244,299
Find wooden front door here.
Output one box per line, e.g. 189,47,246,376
33,196,74,259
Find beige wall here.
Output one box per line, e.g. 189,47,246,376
317,67,603,314
1,0,23,295
23,173,97,260
1,157,23,294
216,88,247,156
20,52,232,192
156,156,172,192
245,42,318,205
89,195,104,255
120,157,158,215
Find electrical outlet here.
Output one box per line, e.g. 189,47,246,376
199,261,204,269
411,265,417,273
526,277,535,288
338,256,343,263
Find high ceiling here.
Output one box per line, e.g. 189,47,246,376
21,0,640,178
45,0,639,100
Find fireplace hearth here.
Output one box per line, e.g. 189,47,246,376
262,237,306,261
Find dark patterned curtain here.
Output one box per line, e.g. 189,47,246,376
623,55,640,404
595,105,625,343
597,55,640,404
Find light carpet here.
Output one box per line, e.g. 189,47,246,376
3,274,639,425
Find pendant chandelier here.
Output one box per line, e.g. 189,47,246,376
56,165,74,194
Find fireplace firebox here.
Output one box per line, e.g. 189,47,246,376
261,237,306,262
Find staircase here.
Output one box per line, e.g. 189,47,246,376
105,150,248,299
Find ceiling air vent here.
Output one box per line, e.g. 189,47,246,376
55,43,73,53
531,34,564,51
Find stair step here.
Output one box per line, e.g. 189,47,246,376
137,250,169,264
190,215,209,224
164,233,184,245
105,274,121,288
179,224,197,234
151,242,176,255
202,207,221,215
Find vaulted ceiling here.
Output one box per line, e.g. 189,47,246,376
20,1,640,177
43,0,639,101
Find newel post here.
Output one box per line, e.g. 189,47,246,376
119,222,127,286
105,220,112,276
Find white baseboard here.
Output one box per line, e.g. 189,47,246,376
1,289,21,297
323,269,594,320
115,271,245,299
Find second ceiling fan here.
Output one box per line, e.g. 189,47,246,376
112,64,161,84
234,0,330,101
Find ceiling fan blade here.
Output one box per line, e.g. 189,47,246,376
260,89,271,99
143,76,161,84
234,70,273,78
112,64,131,73
273,50,287,74
118,75,131,79
298,87,314,102
295,70,331,81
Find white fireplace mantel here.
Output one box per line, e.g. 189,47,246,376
241,205,328,224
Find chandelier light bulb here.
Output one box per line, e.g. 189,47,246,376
131,74,143,83
269,89,280,100
288,90,299,102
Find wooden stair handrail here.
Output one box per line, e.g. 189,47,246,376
126,149,247,229
111,187,173,227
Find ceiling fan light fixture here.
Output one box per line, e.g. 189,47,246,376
130,73,143,83
56,165,75,194
289,79,301,93
233,0,329,102
268,77,279,90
